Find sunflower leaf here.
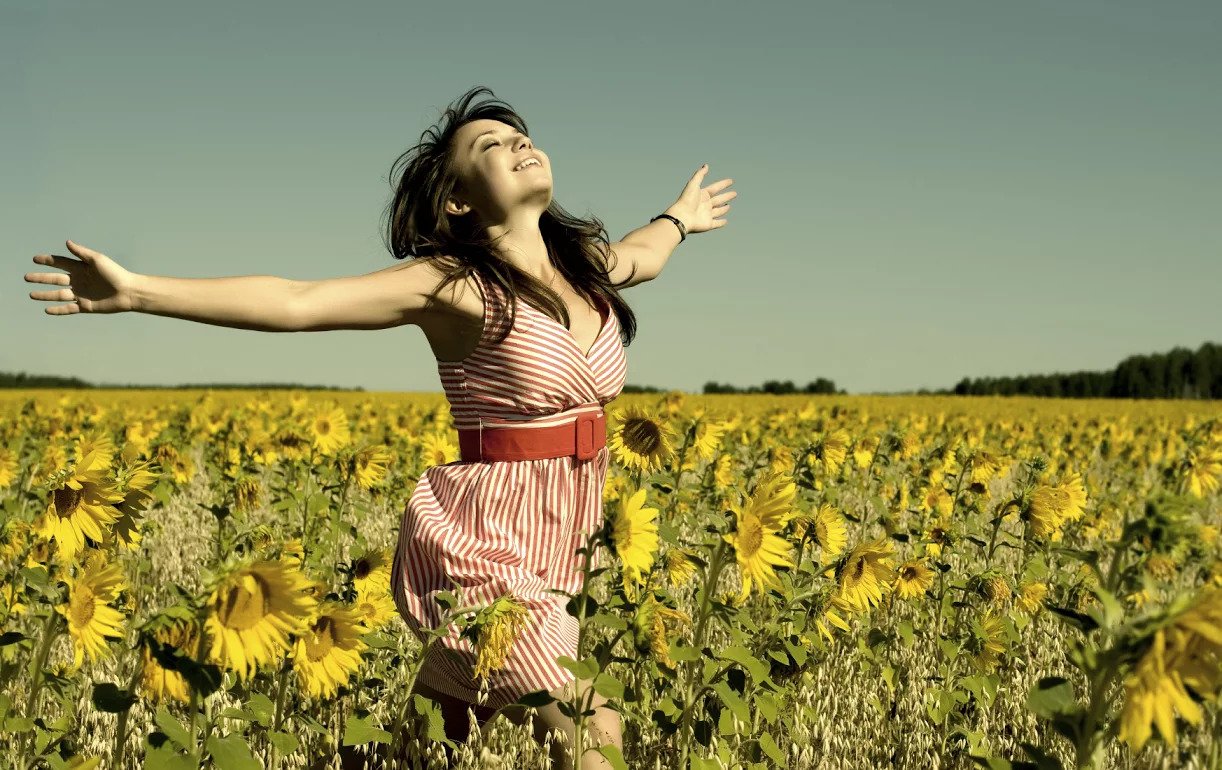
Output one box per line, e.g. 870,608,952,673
715,645,770,682
154,705,193,750
592,744,629,770
91,682,138,713
341,714,391,746
205,734,260,770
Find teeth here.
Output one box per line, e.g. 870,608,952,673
514,158,540,171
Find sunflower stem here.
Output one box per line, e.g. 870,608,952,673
21,607,62,759
675,535,729,766
112,651,146,768
331,459,354,581
268,662,290,768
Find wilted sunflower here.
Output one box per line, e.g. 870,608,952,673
815,597,852,644
834,538,896,613
351,547,393,597
293,601,369,699
663,548,699,588
470,593,531,680
0,446,19,489
966,612,1007,671
607,405,676,474
139,615,202,705
894,560,935,600
1180,445,1221,499
632,593,691,669
56,549,127,670
352,444,393,490
309,405,351,456
102,458,159,553
1117,587,1222,752
35,447,125,563
204,559,318,681
1016,582,1049,615
808,429,851,477
791,503,847,561
922,525,949,560
609,489,660,603
722,472,799,601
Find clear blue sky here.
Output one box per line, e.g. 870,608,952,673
4,0,1219,394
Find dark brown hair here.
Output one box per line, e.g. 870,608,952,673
381,85,639,348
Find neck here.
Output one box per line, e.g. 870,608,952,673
485,212,554,281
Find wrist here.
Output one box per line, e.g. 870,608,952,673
654,210,688,242
128,273,150,313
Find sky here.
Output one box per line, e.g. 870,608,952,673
4,0,1219,395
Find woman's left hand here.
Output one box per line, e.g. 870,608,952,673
665,164,736,236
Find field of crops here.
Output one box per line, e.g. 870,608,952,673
0,390,1219,770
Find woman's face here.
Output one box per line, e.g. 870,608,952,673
449,118,552,224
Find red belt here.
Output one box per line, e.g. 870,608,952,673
457,410,607,463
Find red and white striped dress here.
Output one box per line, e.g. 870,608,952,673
391,269,627,710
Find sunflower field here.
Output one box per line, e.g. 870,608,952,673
0,389,1219,770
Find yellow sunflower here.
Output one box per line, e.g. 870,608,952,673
139,616,202,704
834,538,896,613
35,446,125,563
894,560,935,600
607,405,676,474
691,419,728,462
966,612,1007,672
609,488,660,603
204,559,318,682
1117,586,1222,752
352,444,393,490
722,473,799,601
309,406,351,456
292,601,369,699
351,588,398,633
56,549,127,671
351,547,393,597
419,431,459,466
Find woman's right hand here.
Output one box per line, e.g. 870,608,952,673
25,239,140,315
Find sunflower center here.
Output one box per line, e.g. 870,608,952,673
69,585,97,627
316,420,332,435
624,420,663,454
305,616,336,660
738,520,763,557
217,574,271,631
54,486,83,518
900,566,918,581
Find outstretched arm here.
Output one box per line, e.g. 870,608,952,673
608,164,736,285
26,239,444,333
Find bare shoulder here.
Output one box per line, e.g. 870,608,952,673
377,257,480,325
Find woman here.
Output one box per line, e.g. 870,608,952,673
24,85,735,769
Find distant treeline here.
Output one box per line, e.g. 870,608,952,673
703,378,843,395
949,342,1220,399
0,371,361,391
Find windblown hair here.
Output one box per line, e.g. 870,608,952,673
382,85,639,348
